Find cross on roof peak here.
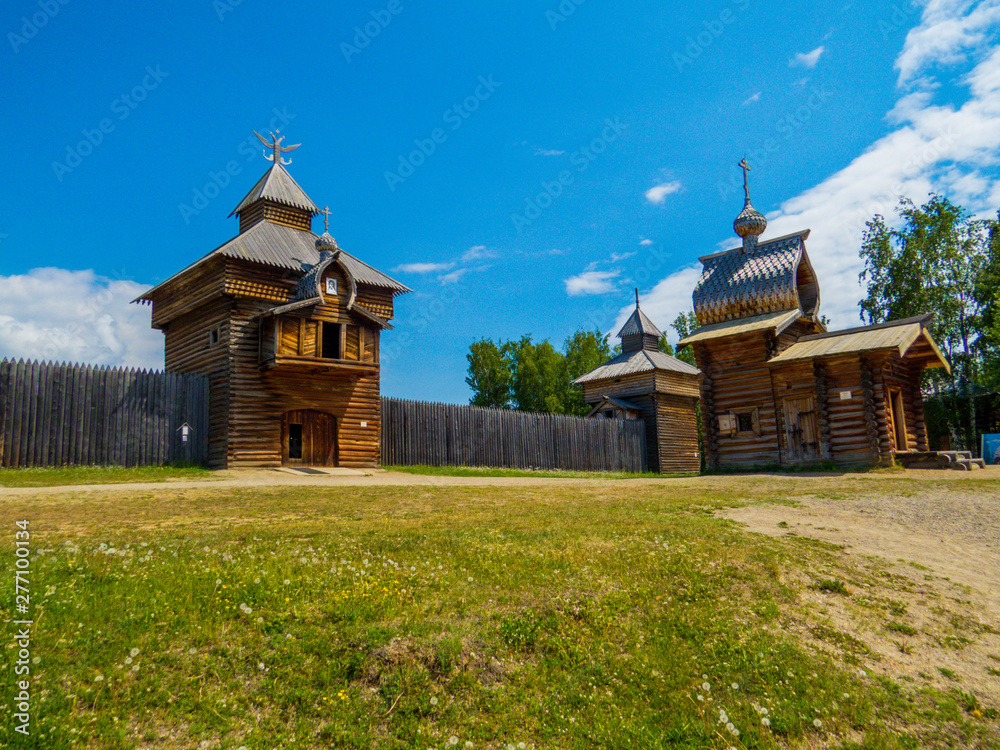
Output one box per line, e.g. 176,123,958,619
738,157,751,202
320,205,332,233
254,129,301,166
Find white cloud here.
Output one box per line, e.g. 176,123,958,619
742,91,762,105
640,1,1000,333
534,147,565,156
896,0,1000,86
0,268,162,369
393,262,455,274
645,181,682,204
639,239,654,246
461,245,497,262
565,270,620,296
610,251,637,263
439,268,470,284
790,45,825,69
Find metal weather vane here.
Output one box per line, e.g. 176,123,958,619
254,129,301,165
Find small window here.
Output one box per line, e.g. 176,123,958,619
208,326,221,347
732,407,761,437
321,322,341,360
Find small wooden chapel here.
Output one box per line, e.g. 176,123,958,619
678,160,950,469
136,131,410,469
574,296,702,473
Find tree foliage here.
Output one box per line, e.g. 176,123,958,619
467,316,696,416
858,195,1000,448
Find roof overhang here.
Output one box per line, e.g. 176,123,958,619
766,314,950,373
679,309,804,347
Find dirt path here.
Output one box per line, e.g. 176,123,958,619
718,475,1000,703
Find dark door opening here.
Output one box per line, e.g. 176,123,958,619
281,410,338,466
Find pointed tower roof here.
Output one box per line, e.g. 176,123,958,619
617,305,663,339
229,162,320,217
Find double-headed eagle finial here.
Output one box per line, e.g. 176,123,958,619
254,129,301,166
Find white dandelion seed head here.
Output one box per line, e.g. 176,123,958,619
702,682,711,691
284,579,291,585
813,719,823,728
124,656,133,665
94,675,104,682
215,579,222,585
430,696,438,705
448,737,459,747
761,717,771,727
697,694,704,701
731,682,739,689
131,665,139,673
254,577,260,584
256,616,264,624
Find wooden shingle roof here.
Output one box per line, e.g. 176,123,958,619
617,306,663,339
692,230,819,326
767,314,950,371
572,349,699,384
230,163,320,216
679,309,805,347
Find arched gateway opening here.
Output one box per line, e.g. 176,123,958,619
281,410,338,467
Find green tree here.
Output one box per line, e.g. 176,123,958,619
658,311,699,366
859,195,994,449
508,336,566,413
562,328,615,415
975,211,1000,390
466,339,513,408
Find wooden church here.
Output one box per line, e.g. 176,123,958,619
136,132,410,469
574,297,702,473
678,160,949,469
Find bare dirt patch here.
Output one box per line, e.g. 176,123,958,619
718,470,1000,705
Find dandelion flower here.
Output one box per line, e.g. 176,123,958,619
254,577,261,584
813,719,823,729
701,682,711,691
697,694,704,702
430,696,439,705
284,579,291,585
188,648,197,655
465,743,474,749
94,675,104,682
448,737,459,747
731,682,739,690
761,717,771,728
215,579,222,585
124,657,133,665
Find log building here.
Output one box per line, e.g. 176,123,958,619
574,297,702,473
679,161,949,469
135,132,410,469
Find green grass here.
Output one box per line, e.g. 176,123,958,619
386,464,670,479
0,479,996,749
0,464,216,488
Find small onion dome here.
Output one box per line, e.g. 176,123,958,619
734,198,767,239
316,231,339,253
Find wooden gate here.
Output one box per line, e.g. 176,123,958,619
281,410,338,466
783,396,820,462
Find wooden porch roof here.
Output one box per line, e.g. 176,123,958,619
767,314,950,372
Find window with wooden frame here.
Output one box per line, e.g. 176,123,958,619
208,325,222,347
733,407,761,437
321,322,342,360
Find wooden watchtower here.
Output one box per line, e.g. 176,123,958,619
135,132,410,468
573,296,701,473
679,160,949,468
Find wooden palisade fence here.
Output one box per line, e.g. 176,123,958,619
0,360,209,468
381,397,648,472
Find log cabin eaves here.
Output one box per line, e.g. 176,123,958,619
767,315,950,372
573,348,700,385
678,308,809,347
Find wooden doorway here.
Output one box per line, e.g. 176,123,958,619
783,396,820,462
281,410,338,466
889,390,908,451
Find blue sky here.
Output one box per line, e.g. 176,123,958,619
2,0,999,403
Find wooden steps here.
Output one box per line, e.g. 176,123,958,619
895,451,986,471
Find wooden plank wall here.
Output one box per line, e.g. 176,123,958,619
380,398,648,473
0,360,209,468
654,394,701,473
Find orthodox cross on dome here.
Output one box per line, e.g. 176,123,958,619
254,129,301,166
738,157,751,201
320,205,332,233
